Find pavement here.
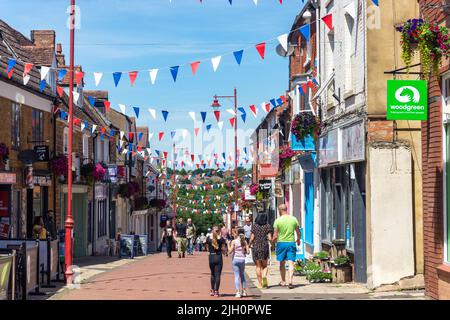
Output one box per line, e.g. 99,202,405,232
50,252,253,300
32,251,428,300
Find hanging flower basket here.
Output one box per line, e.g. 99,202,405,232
250,183,259,196
291,112,321,142
93,162,107,182
397,18,450,78
118,181,140,198
279,145,295,170
50,155,68,177
80,162,96,185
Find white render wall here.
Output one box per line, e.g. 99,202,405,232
367,146,415,288
317,0,367,122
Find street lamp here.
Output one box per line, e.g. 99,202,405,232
211,89,239,231
64,0,76,284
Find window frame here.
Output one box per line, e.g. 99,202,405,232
32,109,44,143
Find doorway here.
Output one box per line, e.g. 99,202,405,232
62,193,88,258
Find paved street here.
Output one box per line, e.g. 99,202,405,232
44,252,427,301
52,252,252,300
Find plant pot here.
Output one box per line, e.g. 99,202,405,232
331,264,353,284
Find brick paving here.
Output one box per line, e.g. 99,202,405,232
53,252,256,300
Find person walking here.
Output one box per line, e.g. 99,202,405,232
249,213,273,289
206,226,226,297
272,204,301,289
243,217,252,244
228,228,249,298
161,220,174,258
199,232,206,252
186,218,197,255
175,217,188,258
43,210,56,240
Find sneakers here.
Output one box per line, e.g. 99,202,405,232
242,290,248,297
235,291,242,298
214,291,220,297
210,290,215,296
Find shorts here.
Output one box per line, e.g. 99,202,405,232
276,242,297,262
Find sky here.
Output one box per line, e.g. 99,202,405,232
1,0,305,168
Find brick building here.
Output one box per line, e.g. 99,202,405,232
419,0,450,300
0,20,57,239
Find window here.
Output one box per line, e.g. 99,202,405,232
11,103,20,149
97,199,107,238
32,109,44,143
63,127,69,155
344,14,355,95
82,134,89,164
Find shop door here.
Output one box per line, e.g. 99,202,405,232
353,163,367,283
304,172,314,246
63,193,87,258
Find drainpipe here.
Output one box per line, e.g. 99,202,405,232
91,134,97,256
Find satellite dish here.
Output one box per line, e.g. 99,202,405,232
276,43,295,57
18,150,38,165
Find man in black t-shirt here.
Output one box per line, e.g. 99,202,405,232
175,217,188,258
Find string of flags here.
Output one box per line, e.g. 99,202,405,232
3,11,333,90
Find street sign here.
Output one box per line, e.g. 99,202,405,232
34,146,49,162
387,80,428,120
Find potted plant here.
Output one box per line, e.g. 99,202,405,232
291,112,322,142
315,251,330,261
397,18,450,78
294,260,306,276
331,255,353,284
304,260,323,283
0,143,9,171
80,162,95,185
93,162,107,182
50,155,68,182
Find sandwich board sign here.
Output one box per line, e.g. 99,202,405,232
387,80,427,120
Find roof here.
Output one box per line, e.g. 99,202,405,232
84,90,108,100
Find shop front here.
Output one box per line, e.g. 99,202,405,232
26,171,52,238
94,183,109,255
318,121,367,283
0,173,16,239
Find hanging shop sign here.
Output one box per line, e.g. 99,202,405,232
244,188,256,201
259,180,272,193
108,166,118,184
32,175,52,187
387,80,428,120
33,146,49,162
341,120,365,163
274,180,284,198
291,134,315,151
0,173,16,185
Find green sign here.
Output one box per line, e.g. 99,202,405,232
387,80,428,120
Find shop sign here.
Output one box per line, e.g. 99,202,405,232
387,80,428,120
291,134,315,151
160,214,168,223
274,180,284,198
33,146,49,162
95,184,107,199
108,166,118,183
318,129,339,167
259,180,272,193
341,121,365,163
0,173,16,184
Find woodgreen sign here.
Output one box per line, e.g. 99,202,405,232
387,80,428,120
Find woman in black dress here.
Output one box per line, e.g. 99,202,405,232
249,213,272,289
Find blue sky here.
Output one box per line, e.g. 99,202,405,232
2,0,305,167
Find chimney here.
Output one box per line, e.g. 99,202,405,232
56,43,62,54
56,43,65,66
31,30,55,48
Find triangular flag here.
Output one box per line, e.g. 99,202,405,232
129,71,138,86
57,69,67,82
211,56,222,72
118,104,126,114
56,86,64,98
94,72,103,86
88,96,95,106
149,108,156,120
229,118,236,128
194,128,200,137
241,113,247,123
75,71,84,86
250,105,257,117
73,90,80,104
133,107,140,118
233,50,244,66
214,110,221,122
40,66,50,81
103,101,111,111
300,24,311,42
170,66,179,82
188,112,196,122
277,33,288,52
129,132,134,141
255,42,266,59
149,69,158,85
322,13,333,31
162,110,169,122
113,72,122,87
218,122,224,131
158,132,164,141
171,131,176,139
206,124,212,133
138,132,144,141
190,61,200,75
201,112,207,123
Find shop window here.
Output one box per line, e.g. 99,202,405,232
82,134,89,164
97,199,107,238
32,109,44,143
344,12,355,95
11,102,20,149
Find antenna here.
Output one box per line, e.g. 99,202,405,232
276,43,295,58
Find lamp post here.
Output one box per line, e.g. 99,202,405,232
64,0,75,284
211,88,239,231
